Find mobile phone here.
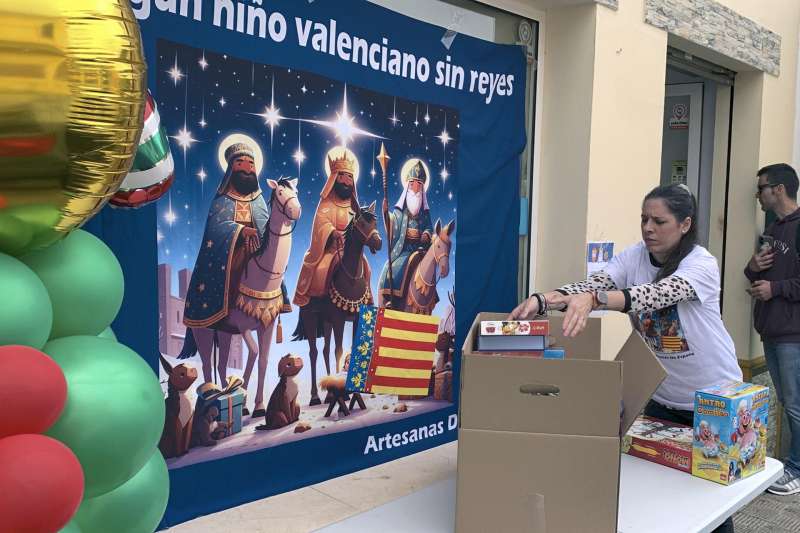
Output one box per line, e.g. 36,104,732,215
759,235,774,252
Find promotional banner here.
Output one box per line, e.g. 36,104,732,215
87,0,527,525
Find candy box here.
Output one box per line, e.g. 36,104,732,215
479,320,549,336
478,320,551,352
692,381,769,485
622,415,693,474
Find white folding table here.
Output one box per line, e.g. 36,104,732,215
316,455,783,533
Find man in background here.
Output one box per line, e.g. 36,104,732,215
744,163,800,495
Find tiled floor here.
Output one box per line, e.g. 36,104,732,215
165,441,800,532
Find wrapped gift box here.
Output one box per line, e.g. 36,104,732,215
213,388,245,437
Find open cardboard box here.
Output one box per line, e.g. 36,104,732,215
456,312,667,533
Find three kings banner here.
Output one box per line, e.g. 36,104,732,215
87,0,528,526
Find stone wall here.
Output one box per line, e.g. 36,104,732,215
596,0,618,10
644,0,781,76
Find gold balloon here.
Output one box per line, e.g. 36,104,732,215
0,0,146,256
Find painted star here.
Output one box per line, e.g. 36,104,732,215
171,127,198,153
164,209,177,226
293,148,306,165
437,129,452,146
249,76,284,146
257,103,281,128
300,85,384,148
301,85,307,94
197,168,207,182
219,96,227,107
167,56,184,86
198,55,209,71
389,98,400,126
441,168,450,181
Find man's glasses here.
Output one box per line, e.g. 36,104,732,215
757,183,779,194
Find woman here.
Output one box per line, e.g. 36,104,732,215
510,184,742,533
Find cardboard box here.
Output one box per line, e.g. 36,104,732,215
456,312,666,533
692,381,770,485
622,415,693,474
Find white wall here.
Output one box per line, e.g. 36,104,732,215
367,0,496,41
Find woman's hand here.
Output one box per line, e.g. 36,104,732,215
562,293,594,337
508,296,540,320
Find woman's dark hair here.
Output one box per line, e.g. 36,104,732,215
643,184,697,281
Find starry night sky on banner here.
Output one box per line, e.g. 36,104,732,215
155,39,458,321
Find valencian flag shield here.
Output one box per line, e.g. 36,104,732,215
346,305,439,396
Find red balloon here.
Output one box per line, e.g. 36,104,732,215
0,345,67,438
0,434,84,533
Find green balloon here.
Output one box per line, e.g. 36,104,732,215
44,336,165,498
0,211,35,257
0,252,53,348
21,230,124,339
98,327,117,341
75,451,169,533
59,520,83,533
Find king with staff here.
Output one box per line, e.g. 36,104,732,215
378,149,434,309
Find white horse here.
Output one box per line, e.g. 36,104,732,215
181,178,301,417
229,178,301,416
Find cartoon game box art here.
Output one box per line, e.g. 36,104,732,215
692,381,769,485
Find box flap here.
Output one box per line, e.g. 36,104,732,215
615,332,667,435
546,314,602,360
461,353,622,437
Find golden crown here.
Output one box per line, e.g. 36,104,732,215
328,152,355,175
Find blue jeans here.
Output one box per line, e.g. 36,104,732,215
763,341,800,476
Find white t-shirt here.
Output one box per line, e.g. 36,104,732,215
605,242,742,410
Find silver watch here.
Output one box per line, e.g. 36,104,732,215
596,290,609,310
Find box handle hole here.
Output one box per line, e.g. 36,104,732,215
519,384,560,397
